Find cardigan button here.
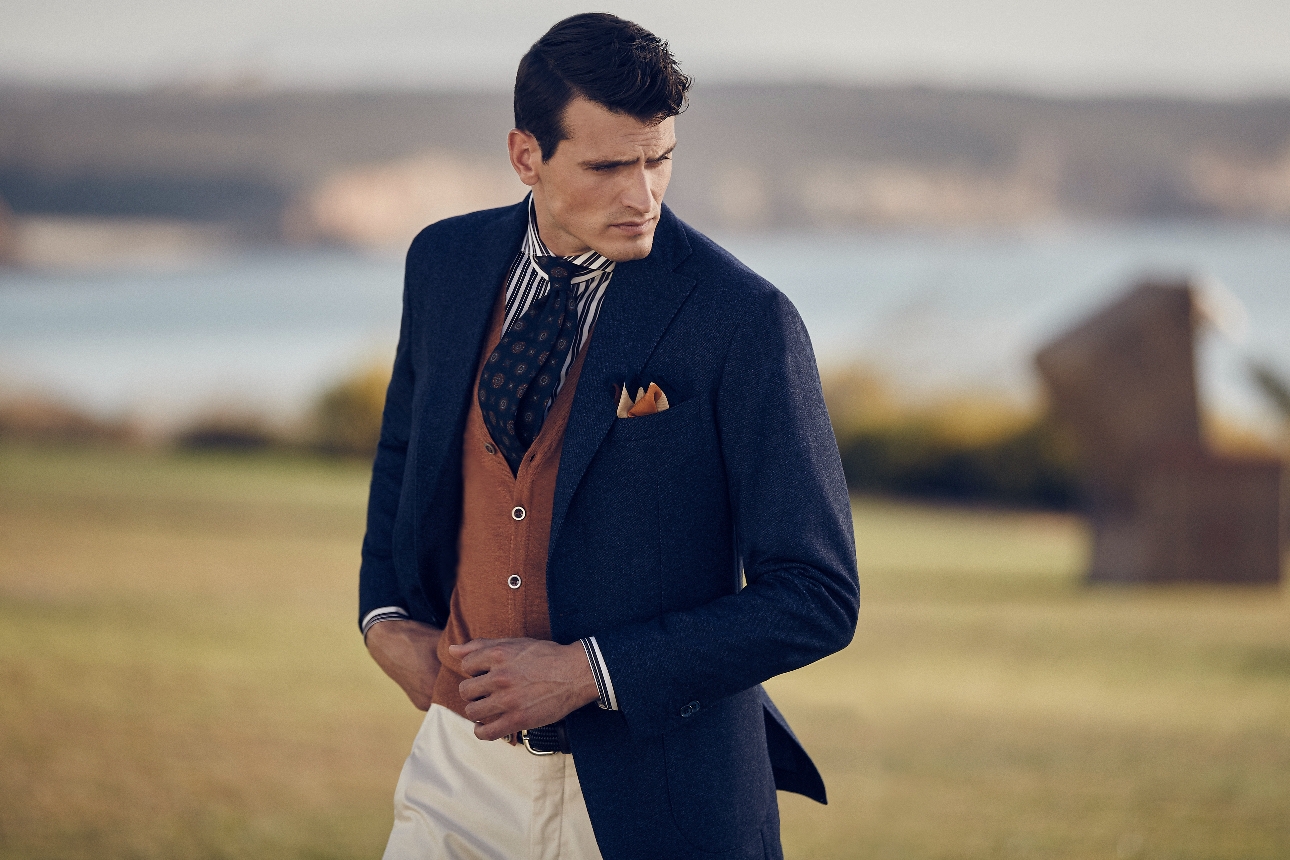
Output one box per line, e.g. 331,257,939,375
507,574,522,589
511,506,526,521
680,701,700,718
484,442,496,455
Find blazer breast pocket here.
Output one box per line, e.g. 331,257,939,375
607,394,704,444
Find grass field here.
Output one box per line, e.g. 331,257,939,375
1,442,1287,859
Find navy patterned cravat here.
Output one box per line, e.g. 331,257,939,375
478,256,593,473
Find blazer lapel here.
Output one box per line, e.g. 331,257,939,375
549,206,695,552
413,202,527,489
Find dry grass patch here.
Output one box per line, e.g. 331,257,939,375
769,499,1290,860
2,445,1288,859
0,444,420,860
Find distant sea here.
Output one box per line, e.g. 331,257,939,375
2,221,1289,432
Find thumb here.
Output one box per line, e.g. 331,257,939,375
448,638,496,657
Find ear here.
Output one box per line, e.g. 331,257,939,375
508,129,542,187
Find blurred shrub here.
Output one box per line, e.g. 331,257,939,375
0,395,139,444
301,359,1083,506
1205,414,1285,459
174,410,278,451
172,362,394,457
311,363,390,457
835,417,1079,509
822,365,1080,510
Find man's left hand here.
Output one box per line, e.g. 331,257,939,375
450,638,599,741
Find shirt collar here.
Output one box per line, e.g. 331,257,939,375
524,195,615,284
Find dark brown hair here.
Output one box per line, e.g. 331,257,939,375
514,13,691,161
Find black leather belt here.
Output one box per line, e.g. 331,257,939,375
519,721,571,755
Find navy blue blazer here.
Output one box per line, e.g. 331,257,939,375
360,200,859,860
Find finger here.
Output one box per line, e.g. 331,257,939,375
462,693,508,725
474,715,525,742
448,638,498,658
457,641,512,677
451,638,501,676
457,672,500,702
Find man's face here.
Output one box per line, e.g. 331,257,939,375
508,96,676,262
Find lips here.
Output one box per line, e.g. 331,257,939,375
610,218,654,235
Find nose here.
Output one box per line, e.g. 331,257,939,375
621,164,652,214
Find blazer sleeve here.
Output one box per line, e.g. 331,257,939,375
357,245,420,629
592,287,860,737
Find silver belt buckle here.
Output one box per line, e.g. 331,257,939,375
519,729,556,756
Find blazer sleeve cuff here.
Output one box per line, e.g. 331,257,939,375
360,606,410,639
580,636,619,710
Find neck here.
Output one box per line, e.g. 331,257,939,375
530,191,591,258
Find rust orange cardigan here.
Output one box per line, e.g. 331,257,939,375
431,287,591,717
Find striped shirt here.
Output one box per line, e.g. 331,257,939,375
500,197,615,404
363,196,620,713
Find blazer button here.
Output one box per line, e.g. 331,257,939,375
507,574,522,589
680,701,700,718
484,442,496,455
511,505,526,521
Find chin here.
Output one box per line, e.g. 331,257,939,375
600,233,655,263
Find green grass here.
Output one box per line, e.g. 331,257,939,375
2,443,1288,859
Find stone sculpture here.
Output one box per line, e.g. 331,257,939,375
1036,280,1283,584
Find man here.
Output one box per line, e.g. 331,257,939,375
360,13,859,860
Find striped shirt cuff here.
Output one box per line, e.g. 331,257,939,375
580,636,619,711
361,605,410,638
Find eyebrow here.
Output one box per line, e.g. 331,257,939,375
580,144,676,170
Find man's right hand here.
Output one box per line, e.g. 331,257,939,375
365,619,443,711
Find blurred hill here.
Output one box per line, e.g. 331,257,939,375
2,83,1289,252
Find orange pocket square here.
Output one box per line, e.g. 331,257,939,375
616,382,670,418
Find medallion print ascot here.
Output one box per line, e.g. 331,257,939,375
479,256,595,473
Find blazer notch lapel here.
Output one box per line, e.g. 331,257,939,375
414,203,527,484
548,228,696,552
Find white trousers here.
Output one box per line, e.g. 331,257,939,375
383,704,604,860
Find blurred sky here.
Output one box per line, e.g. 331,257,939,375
3,0,1289,96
